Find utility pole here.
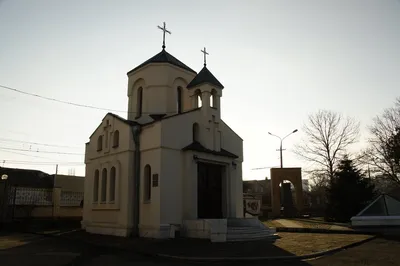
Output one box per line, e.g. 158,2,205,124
268,129,298,168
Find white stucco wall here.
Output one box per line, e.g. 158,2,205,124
83,114,136,237
127,63,196,120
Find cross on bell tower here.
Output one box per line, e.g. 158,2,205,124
157,22,171,50
201,47,209,66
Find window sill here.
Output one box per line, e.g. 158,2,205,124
97,149,102,152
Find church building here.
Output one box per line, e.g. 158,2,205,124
82,23,275,242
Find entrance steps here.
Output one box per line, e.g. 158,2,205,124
226,218,278,242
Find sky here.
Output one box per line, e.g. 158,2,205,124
0,0,399,180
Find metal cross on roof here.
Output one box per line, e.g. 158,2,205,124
201,47,209,66
157,22,171,49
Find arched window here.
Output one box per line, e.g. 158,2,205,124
93,170,99,202
136,87,143,118
177,87,182,113
193,123,200,143
109,167,116,202
194,89,202,108
144,164,151,201
97,135,103,151
113,130,119,148
210,89,217,108
101,168,107,202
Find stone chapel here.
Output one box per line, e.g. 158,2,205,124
82,24,276,242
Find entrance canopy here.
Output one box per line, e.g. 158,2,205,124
351,194,400,227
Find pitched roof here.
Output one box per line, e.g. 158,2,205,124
127,49,197,75
108,113,139,126
187,66,224,89
355,194,400,216
89,113,139,139
182,141,238,158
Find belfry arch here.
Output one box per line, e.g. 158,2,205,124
270,167,303,217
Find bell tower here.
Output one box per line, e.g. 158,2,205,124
187,47,224,151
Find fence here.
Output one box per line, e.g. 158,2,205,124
1,186,84,225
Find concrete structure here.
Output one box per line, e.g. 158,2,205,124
81,38,276,241
270,168,303,217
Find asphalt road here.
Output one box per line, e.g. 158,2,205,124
0,234,399,266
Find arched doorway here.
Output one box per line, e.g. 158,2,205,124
270,168,303,217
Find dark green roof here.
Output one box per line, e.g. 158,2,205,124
127,49,197,75
187,65,224,89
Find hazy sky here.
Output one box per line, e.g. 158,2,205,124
0,0,399,180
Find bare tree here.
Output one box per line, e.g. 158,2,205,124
295,110,360,180
361,98,400,186
308,170,330,191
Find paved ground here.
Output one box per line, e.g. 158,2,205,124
0,233,399,266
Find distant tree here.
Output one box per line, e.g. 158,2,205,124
295,110,360,181
309,171,330,191
325,156,375,222
361,98,400,187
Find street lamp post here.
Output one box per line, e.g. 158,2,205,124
1,174,9,226
268,129,298,168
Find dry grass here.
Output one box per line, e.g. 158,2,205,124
263,220,283,228
292,219,352,230
274,233,372,256
308,238,400,266
263,218,352,230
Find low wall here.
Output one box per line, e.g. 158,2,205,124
13,206,82,219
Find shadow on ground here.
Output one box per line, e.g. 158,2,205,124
0,231,314,266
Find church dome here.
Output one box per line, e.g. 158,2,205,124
127,49,197,75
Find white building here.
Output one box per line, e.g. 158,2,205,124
81,29,270,241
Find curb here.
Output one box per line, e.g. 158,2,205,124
18,229,377,262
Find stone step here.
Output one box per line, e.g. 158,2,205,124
226,226,277,242
227,228,276,234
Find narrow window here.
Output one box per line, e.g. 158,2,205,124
210,89,217,108
113,130,119,148
194,89,202,108
97,135,103,151
177,87,182,113
193,123,200,142
144,164,151,201
105,120,109,148
93,170,99,202
136,87,143,118
101,168,107,202
109,167,116,202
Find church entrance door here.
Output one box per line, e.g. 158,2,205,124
197,162,223,219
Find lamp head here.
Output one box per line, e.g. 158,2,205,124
1,174,8,180
293,129,298,133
